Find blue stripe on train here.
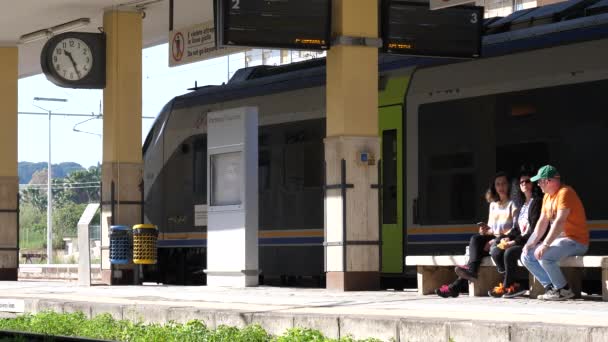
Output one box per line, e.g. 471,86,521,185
591,230,608,239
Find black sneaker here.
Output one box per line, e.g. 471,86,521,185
503,283,527,298
435,284,459,298
454,265,478,282
488,283,506,298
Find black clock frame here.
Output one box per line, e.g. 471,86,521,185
40,32,106,89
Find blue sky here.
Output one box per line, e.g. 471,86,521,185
18,43,246,169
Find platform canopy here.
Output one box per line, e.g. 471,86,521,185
1,0,213,78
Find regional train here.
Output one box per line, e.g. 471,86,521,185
142,1,608,286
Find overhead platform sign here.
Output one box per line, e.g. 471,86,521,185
430,0,476,10
169,20,245,67
381,1,483,58
216,0,331,50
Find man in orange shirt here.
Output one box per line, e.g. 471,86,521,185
520,165,588,301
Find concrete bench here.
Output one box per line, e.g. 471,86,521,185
406,255,608,300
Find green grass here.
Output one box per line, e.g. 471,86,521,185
0,311,384,342
19,229,45,250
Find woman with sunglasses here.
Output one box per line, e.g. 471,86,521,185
488,169,542,298
435,171,516,298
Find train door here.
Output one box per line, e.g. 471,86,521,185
379,105,403,273
378,75,410,275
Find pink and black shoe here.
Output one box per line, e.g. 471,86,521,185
435,284,459,298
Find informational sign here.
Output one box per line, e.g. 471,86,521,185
194,204,208,226
211,152,242,206
169,21,245,67
0,299,24,313
382,1,483,58
217,0,331,50
430,0,476,10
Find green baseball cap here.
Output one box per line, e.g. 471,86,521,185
531,165,559,182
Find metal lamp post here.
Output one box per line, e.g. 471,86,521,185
32,97,67,264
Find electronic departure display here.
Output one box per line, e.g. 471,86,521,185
382,1,483,58
216,0,331,51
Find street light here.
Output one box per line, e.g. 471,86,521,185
32,97,67,264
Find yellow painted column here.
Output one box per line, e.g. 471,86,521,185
101,10,143,285
325,0,380,290
0,47,19,280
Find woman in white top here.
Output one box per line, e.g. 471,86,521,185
489,170,542,298
436,172,516,298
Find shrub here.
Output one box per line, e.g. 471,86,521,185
0,311,385,342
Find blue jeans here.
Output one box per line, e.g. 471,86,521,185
520,237,588,289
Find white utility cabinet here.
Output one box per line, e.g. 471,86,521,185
205,107,258,287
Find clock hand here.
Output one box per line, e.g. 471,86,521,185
63,50,81,79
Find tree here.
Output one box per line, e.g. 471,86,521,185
52,202,87,248
19,203,47,250
21,187,47,212
19,164,101,250
53,166,101,206
70,166,101,203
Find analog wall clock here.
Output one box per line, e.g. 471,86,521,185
40,32,106,89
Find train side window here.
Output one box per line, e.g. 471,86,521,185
382,129,398,224
419,95,496,225
449,173,476,220
422,153,476,224
304,143,324,187
283,145,305,190
193,137,207,200
418,78,608,227
283,127,324,189
259,150,271,191
283,142,323,189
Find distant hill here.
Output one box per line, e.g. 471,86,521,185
19,162,85,184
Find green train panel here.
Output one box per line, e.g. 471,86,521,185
378,75,410,274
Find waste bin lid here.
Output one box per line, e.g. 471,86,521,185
133,224,157,230
110,225,130,231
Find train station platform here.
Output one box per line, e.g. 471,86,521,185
0,281,607,341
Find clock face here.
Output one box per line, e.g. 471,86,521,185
51,38,93,81
41,32,106,89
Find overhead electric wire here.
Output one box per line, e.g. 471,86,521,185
20,185,100,190
72,115,102,137
23,181,101,186
20,181,101,190
18,111,154,119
